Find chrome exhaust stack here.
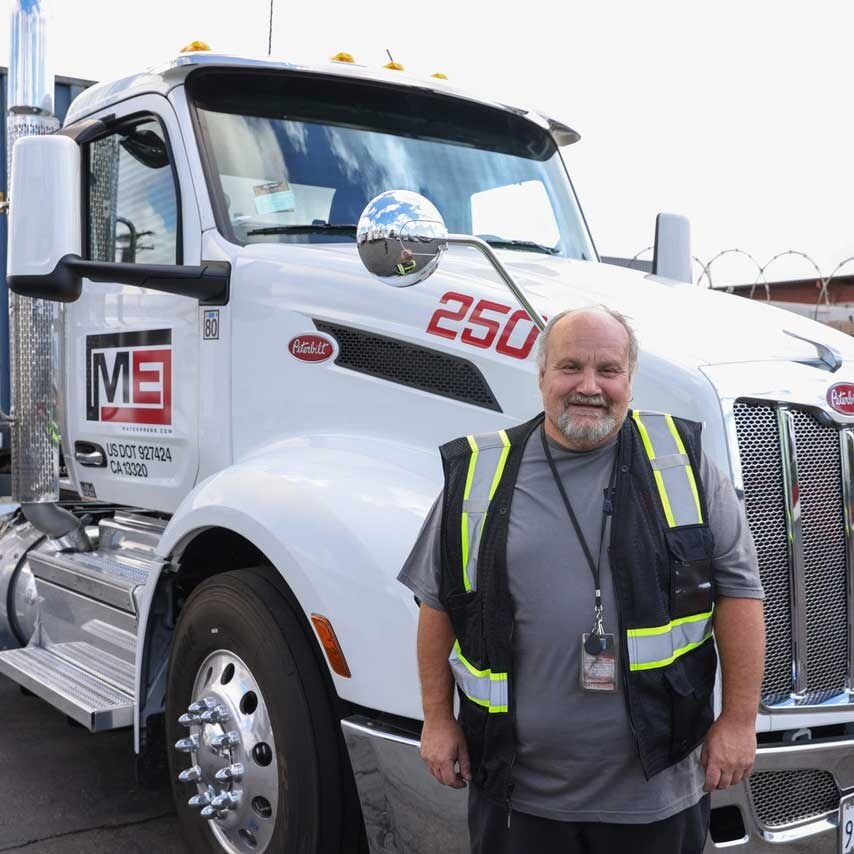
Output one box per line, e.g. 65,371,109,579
6,0,89,549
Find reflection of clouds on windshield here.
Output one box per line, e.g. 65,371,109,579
207,112,289,183
323,127,424,201
282,120,308,155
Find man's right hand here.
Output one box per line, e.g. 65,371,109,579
421,715,471,788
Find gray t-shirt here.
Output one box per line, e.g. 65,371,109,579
398,427,763,824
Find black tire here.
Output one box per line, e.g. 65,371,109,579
166,569,350,853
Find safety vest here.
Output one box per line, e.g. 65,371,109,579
438,411,716,808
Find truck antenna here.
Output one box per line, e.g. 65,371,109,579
267,0,274,56
386,49,394,64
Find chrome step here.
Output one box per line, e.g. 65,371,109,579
48,640,134,695
27,549,158,613
0,645,133,731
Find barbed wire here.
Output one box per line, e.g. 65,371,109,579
628,246,854,315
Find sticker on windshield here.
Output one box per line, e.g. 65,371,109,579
254,181,296,215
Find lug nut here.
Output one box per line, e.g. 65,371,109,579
214,763,244,783
200,805,226,820
188,697,218,714
178,765,203,783
175,735,199,753
189,791,212,807
211,790,241,811
200,705,230,725
179,712,202,727
210,731,240,751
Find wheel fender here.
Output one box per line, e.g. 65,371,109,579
152,435,440,724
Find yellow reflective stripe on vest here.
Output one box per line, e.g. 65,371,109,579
626,609,714,671
460,430,511,592
632,411,704,527
449,640,509,713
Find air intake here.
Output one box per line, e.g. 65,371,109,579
314,321,501,412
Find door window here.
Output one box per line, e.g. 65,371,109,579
87,118,180,264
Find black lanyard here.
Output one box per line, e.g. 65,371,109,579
539,425,619,615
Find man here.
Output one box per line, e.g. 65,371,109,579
398,306,765,854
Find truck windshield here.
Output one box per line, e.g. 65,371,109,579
188,70,595,260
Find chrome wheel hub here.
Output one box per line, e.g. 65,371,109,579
176,650,278,852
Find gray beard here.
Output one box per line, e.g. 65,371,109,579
557,408,618,445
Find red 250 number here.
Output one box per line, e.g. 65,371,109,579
426,292,541,360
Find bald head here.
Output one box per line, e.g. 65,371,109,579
536,306,636,450
536,306,638,378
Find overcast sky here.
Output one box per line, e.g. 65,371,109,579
2,0,850,286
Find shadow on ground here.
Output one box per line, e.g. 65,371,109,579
0,675,187,852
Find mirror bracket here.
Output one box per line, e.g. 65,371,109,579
9,255,230,305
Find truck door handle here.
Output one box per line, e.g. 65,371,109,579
74,442,106,467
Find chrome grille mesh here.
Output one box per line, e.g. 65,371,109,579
733,401,849,704
732,403,791,702
791,410,848,696
748,769,839,828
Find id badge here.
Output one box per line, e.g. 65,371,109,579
580,633,618,692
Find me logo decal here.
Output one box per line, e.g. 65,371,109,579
86,330,172,428
828,382,854,415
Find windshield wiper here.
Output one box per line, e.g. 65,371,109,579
245,224,357,237
482,238,559,256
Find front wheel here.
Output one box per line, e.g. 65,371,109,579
166,569,349,853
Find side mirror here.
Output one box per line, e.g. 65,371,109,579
652,213,692,283
7,134,82,301
356,190,448,287
7,133,229,306
357,190,546,330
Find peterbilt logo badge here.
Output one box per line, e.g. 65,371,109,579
827,383,854,415
288,334,334,363
86,329,172,428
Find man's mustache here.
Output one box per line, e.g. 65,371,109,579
562,394,608,409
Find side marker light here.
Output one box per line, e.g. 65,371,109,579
311,614,352,677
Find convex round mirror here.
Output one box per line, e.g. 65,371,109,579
357,190,448,287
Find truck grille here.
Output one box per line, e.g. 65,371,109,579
748,769,839,828
733,401,849,705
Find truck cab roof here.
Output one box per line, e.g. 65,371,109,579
64,50,580,146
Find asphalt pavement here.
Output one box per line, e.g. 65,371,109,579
0,674,188,853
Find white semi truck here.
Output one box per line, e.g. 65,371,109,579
2,6,854,853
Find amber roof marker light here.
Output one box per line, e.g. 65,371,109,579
179,40,211,53
384,48,404,71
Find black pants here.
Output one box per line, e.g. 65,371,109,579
468,785,711,854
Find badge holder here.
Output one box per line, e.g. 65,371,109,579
580,606,618,692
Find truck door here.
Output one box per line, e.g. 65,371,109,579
62,95,201,512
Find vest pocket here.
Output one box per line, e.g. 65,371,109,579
664,651,715,760
665,527,715,619
444,590,483,665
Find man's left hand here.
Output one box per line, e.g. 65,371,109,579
700,715,756,791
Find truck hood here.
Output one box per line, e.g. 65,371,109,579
456,252,854,370
238,242,854,371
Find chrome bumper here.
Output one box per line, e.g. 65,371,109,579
706,736,854,853
342,716,854,854
342,715,469,854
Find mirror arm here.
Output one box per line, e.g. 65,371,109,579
63,256,230,305
444,235,546,330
